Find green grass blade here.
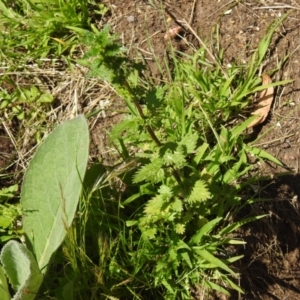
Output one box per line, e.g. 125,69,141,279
203,280,230,296
247,146,283,166
196,249,235,275
219,215,268,235
0,265,10,300
189,217,222,245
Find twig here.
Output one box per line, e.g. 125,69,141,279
188,0,197,25
297,149,299,174
253,6,300,10
1,118,26,170
253,133,294,147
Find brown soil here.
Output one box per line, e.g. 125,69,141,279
1,0,300,299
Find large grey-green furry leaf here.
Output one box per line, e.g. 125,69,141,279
21,115,89,272
0,240,43,300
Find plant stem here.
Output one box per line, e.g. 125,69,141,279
124,80,182,184
124,80,162,147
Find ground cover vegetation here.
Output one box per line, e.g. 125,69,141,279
0,1,292,299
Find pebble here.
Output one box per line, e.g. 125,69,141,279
283,154,295,160
282,143,290,149
127,15,135,22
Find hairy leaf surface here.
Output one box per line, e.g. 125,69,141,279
21,115,89,272
0,240,43,300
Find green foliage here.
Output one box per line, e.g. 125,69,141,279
0,265,10,300
0,0,97,61
0,185,22,243
0,184,18,203
0,5,290,299
78,27,144,116
0,85,53,120
76,15,289,299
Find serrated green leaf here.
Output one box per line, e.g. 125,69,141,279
179,133,198,154
21,115,89,272
144,195,164,215
171,198,183,212
37,93,53,103
188,180,211,204
142,228,157,239
0,240,43,300
133,158,164,183
163,151,186,168
175,223,185,234
158,185,173,200
145,86,166,111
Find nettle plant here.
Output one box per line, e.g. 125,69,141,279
80,17,288,298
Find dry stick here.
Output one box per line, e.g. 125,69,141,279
253,133,294,147
1,118,26,170
253,6,300,10
203,0,239,23
297,149,299,174
188,0,197,25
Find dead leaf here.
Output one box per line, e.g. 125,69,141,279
247,73,274,128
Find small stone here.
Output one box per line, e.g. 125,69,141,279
127,15,135,22
282,143,290,149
